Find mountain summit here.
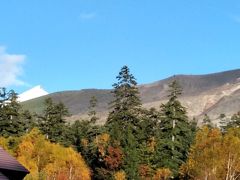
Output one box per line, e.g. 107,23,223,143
18,85,48,102
21,69,240,124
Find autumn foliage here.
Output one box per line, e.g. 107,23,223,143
153,168,172,180
114,170,126,180
180,126,240,179
138,164,153,180
2,68,240,179
104,146,123,170
0,129,91,180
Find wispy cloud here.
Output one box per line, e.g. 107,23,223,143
79,12,96,20
0,46,27,87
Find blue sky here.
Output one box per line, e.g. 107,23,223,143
0,0,240,93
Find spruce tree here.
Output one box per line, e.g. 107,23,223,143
88,96,99,123
107,65,141,127
157,80,194,176
0,88,26,137
219,113,229,132
21,110,36,132
38,98,70,145
106,65,142,179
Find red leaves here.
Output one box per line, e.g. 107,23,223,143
138,164,153,179
104,146,123,170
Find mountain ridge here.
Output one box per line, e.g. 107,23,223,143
21,69,240,124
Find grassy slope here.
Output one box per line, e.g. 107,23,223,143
21,96,47,114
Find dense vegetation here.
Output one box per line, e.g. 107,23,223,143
0,66,240,179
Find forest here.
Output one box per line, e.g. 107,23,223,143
1,66,240,180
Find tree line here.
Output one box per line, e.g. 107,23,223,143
0,65,240,179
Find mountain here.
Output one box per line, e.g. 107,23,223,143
21,69,240,124
18,85,49,102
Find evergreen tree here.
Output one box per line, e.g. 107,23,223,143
202,114,214,128
219,113,229,132
190,117,198,132
0,88,26,137
122,126,141,179
21,110,36,132
141,108,160,136
38,98,70,145
71,119,101,150
226,111,240,129
71,120,89,152
157,80,195,176
105,65,143,179
88,96,99,123
107,65,141,126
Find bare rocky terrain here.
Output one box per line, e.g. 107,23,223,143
22,69,240,124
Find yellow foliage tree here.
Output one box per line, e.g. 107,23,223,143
0,137,11,152
220,128,240,180
153,168,172,180
180,127,222,179
16,128,91,180
0,136,19,156
180,126,240,180
94,133,110,157
114,171,126,180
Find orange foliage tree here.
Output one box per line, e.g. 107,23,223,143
104,146,123,170
16,128,91,180
153,168,172,180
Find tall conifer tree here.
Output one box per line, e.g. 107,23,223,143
38,98,69,144
106,65,142,179
157,80,194,176
0,88,26,137
106,65,142,138
88,96,99,123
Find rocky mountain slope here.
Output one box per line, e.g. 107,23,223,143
21,69,240,124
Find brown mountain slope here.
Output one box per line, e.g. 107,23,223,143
22,69,240,123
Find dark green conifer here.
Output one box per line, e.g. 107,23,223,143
106,65,142,179
0,88,26,137
88,96,99,123
219,113,229,132
38,98,70,145
157,80,195,176
107,65,141,128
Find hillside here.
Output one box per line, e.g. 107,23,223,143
21,69,240,123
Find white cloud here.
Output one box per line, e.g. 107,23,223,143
79,12,96,20
0,46,26,87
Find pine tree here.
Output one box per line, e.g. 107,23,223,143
157,80,195,176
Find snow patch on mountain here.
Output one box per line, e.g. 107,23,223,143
18,85,48,102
